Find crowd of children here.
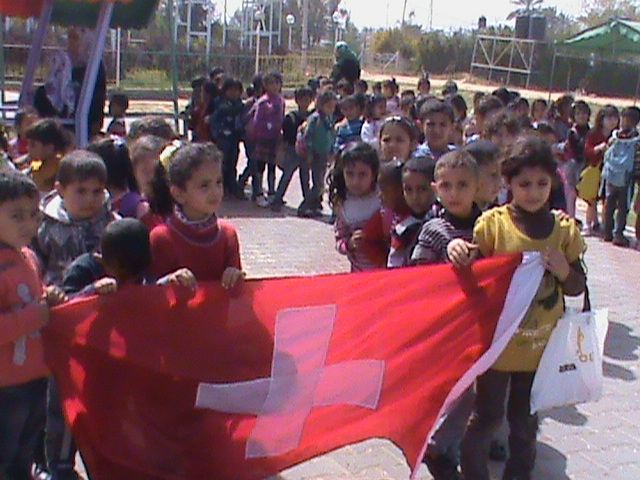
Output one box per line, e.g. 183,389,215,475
0,60,637,480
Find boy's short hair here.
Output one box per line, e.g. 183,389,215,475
340,93,366,110
209,66,225,80
0,170,39,205
56,150,108,187
316,89,338,108
419,99,455,123
483,110,522,138
402,155,436,183
191,76,206,89
25,118,71,152
109,93,129,110
401,89,416,99
572,100,591,117
128,116,176,141
101,218,151,277
501,135,557,181
354,79,368,91
475,95,504,118
378,160,404,187
263,71,283,85
621,106,640,126
294,86,314,100
434,150,479,181
463,139,499,168
129,135,167,166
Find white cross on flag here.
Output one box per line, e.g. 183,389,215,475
44,254,543,480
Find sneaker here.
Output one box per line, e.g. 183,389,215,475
271,200,284,212
592,222,601,232
581,225,592,236
613,235,630,247
603,234,613,242
423,453,463,480
256,196,270,208
308,208,324,218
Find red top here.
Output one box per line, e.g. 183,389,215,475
150,214,241,281
584,129,608,167
0,246,48,387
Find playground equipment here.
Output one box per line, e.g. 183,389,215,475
0,0,160,146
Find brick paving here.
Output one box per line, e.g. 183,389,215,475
217,155,640,480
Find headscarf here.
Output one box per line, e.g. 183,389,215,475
67,27,96,67
335,41,358,63
44,49,75,117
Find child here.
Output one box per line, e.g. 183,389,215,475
387,155,437,268
602,106,640,246
372,81,383,96
416,100,456,160
354,79,368,95
564,100,591,218
410,151,481,480
149,143,244,286
361,95,387,151
249,72,285,206
106,93,129,138
0,171,67,480
195,81,218,143
482,109,522,149
210,78,245,198
530,98,548,127
535,122,568,211
379,116,420,163
378,159,411,258
8,109,38,165
382,78,401,116
35,150,115,287
271,87,314,212
580,105,619,233
186,76,206,142
465,95,502,144
127,116,177,142
448,94,468,147
298,89,337,217
328,142,386,272
24,119,71,194
451,135,586,480
464,139,501,211
417,76,431,99
334,93,366,152
400,97,417,122
550,94,575,142
237,74,264,197
64,218,196,297
411,150,481,266
87,137,147,219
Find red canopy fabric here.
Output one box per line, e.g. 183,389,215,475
0,0,133,18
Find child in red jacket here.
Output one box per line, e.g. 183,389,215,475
0,170,66,480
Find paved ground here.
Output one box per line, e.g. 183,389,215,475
215,155,640,480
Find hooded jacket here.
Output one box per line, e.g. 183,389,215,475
35,191,116,286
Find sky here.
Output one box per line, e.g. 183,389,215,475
221,0,585,31
346,0,584,30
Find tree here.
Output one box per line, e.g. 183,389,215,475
538,6,580,39
507,0,544,20
579,0,639,28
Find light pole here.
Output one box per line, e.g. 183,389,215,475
332,11,341,44
286,14,295,51
254,8,264,74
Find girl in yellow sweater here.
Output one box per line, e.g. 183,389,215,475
449,135,587,480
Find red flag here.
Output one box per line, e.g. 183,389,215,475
43,254,543,480
0,0,135,18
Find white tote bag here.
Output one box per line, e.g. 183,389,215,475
530,308,609,414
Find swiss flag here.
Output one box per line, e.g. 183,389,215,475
43,254,543,480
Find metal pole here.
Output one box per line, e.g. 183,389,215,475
301,0,309,74
168,0,181,135
19,0,54,107
76,2,114,146
288,26,292,51
116,27,121,88
0,15,5,116
268,0,274,55
222,0,228,46
255,21,261,74
548,47,556,102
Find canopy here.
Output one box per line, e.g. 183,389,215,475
557,18,640,56
0,0,158,29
